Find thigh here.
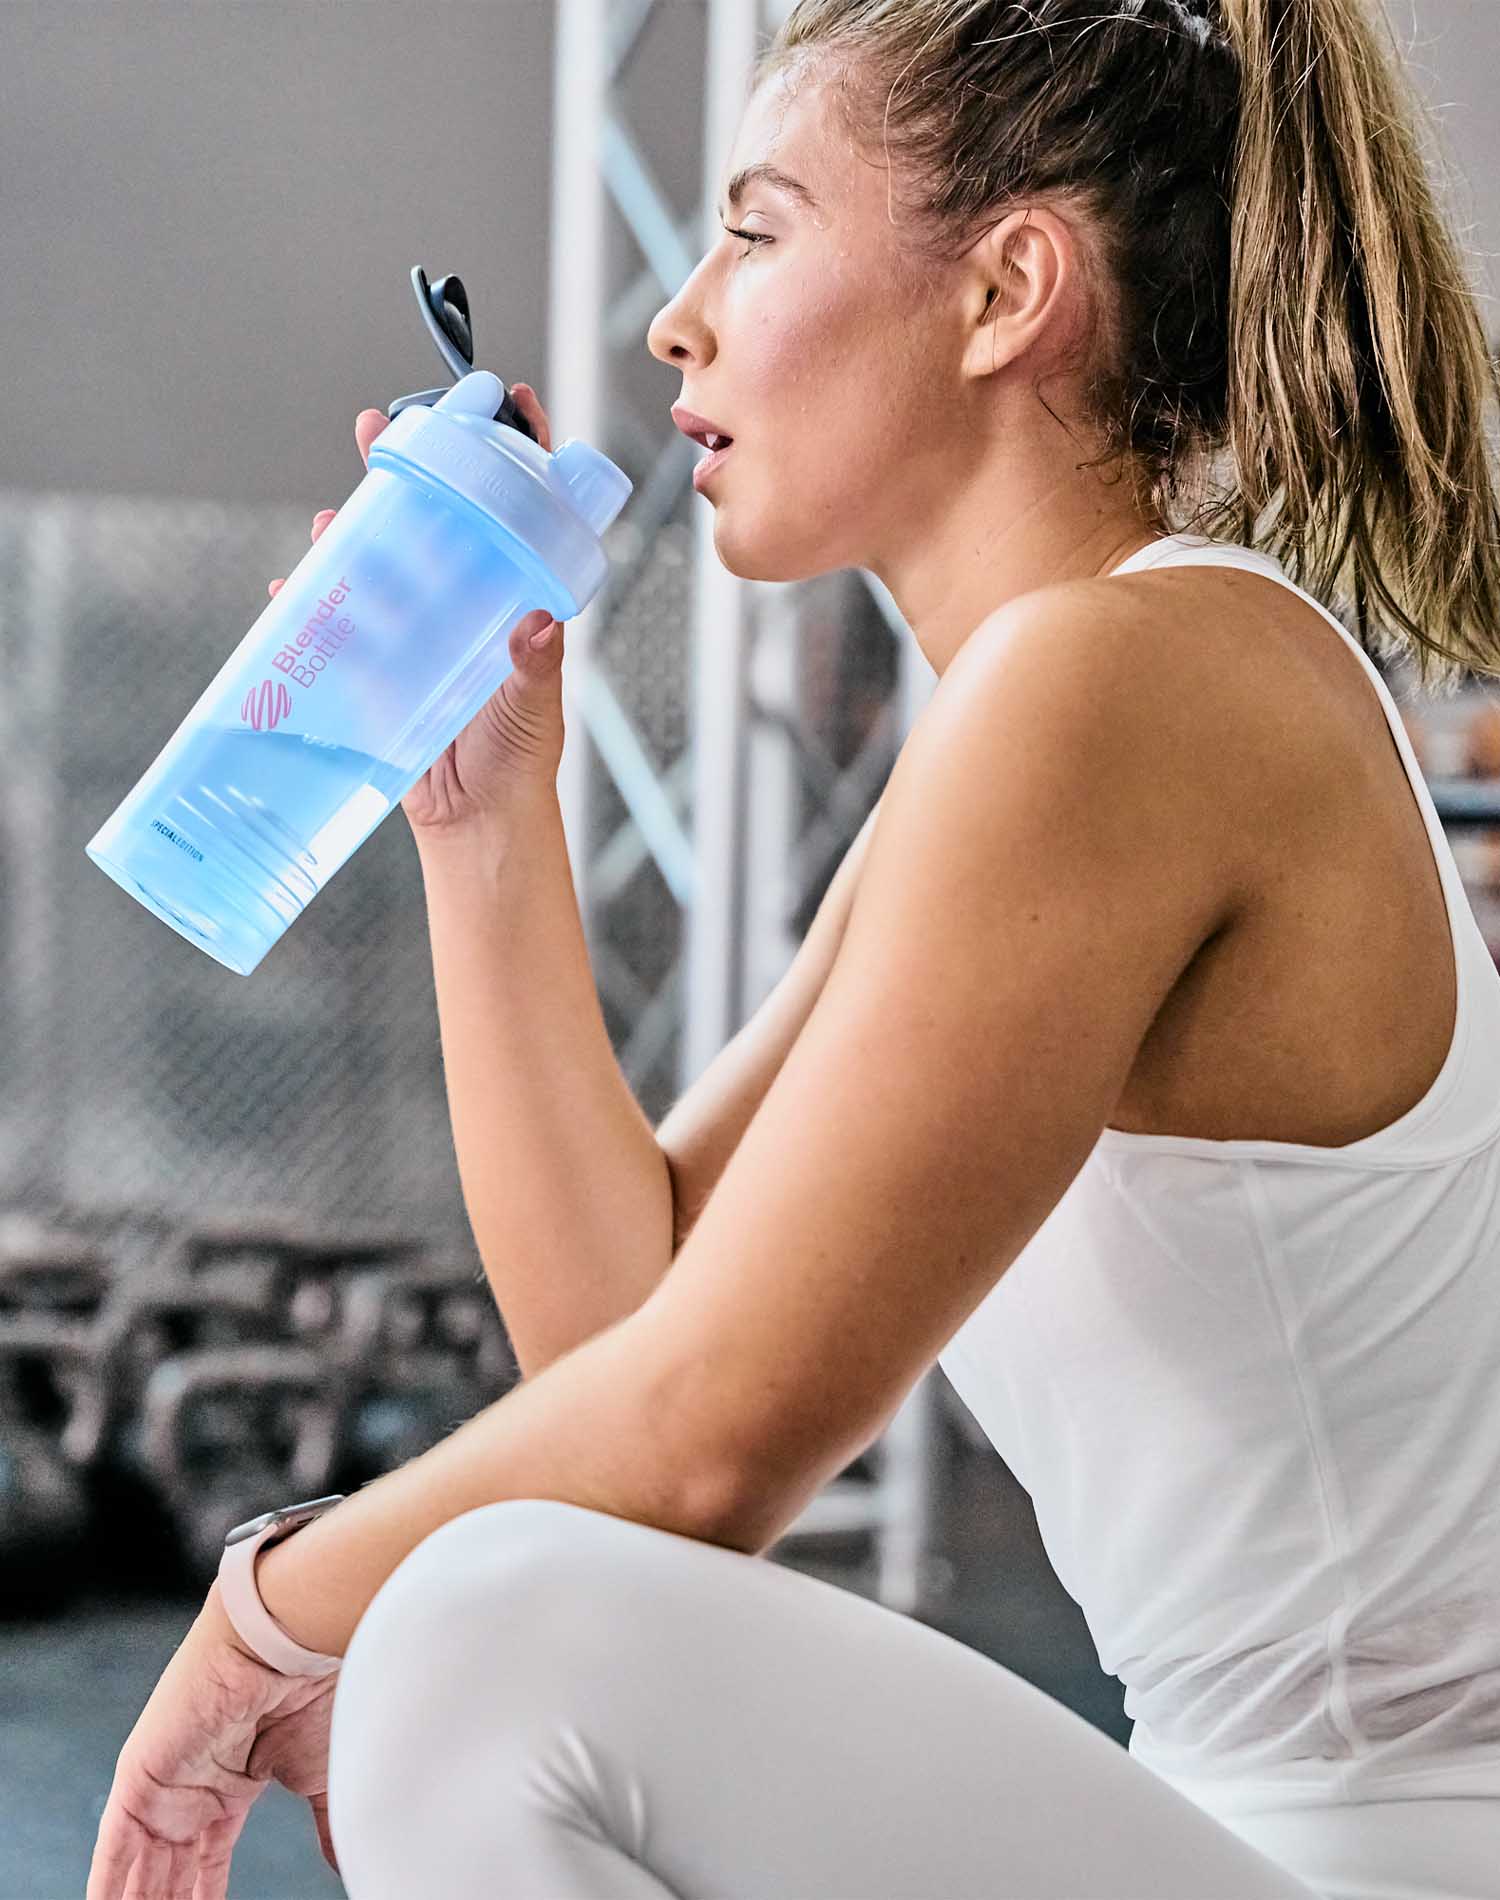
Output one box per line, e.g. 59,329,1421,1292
328,1499,1323,1900
1223,1798,1500,1900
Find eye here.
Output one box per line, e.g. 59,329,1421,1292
721,223,771,256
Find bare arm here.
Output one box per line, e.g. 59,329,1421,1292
414,788,673,1380
415,790,882,1378
657,800,883,1250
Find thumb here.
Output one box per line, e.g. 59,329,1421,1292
307,1791,340,1876
512,608,566,674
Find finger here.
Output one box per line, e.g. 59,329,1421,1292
307,1791,340,1876
190,1808,247,1900
167,1833,201,1900
86,1814,134,1900
120,1832,183,1900
510,383,553,454
354,408,389,469
310,508,336,543
268,578,284,597
87,1799,153,1900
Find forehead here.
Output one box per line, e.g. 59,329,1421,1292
719,65,857,221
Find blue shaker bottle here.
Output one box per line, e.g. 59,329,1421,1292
85,367,631,976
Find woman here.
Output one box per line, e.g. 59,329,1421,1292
89,2,1500,1896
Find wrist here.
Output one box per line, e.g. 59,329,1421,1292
200,1576,273,1669
217,1496,349,1675
411,791,557,866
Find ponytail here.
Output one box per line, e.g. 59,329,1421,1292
1215,0,1500,694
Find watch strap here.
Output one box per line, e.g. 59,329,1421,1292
217,1516,344,1677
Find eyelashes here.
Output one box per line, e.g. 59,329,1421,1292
722,224,771,255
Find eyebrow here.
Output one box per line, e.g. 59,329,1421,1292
718,163,818,219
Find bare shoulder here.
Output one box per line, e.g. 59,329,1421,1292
910,568,1311,916
1069,560,1361,822
967,566,1273,686
939,568,1280,764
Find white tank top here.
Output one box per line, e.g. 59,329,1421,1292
937,532,1500,1821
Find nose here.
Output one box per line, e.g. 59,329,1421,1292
647,299,693,367
647,269,714,369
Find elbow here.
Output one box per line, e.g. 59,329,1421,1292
672,1448,764,1551
646,1422,778,1553
699,1453,825,1557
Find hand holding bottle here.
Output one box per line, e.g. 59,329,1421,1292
267,381,569,837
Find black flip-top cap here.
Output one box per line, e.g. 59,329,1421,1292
385,266,539,441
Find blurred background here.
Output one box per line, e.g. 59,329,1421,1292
2,2,1498,1894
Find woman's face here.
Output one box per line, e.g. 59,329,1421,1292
647,62,973,586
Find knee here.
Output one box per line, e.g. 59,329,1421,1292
326,1502,624,1885
338,1498,637,1686
327,1502,691,1888
328,1502,617,1790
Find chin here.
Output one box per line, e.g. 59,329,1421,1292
711,511,837,586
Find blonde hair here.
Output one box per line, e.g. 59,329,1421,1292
761,0,1500,696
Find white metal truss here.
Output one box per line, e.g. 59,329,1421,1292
544,0,948,1612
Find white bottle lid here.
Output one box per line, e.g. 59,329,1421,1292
369,371,633,620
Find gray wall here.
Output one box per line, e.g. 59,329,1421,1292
2,0,1495,515
2,0,707,513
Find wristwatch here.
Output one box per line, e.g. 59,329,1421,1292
218,1494,347,1677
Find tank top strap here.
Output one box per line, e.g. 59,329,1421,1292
1102,532,1500,1163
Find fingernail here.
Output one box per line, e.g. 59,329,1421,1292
529,619,557,648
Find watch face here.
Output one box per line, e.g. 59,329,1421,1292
223,1495,345,1548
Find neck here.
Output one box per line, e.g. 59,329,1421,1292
866,450,1173,678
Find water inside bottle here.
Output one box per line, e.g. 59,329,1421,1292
85,724,408,975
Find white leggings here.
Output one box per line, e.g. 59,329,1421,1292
325,1499,1497,1899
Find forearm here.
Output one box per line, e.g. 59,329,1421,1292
246,1307,746,1660
414,793,677,1378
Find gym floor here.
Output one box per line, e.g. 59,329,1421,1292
3,1438,1129,1900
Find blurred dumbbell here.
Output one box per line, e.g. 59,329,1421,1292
0,1237,111,1320
334,1349,490,1490
0,1232,117,1585
0,1313,110,1467
176,1218,429,1280
93,1259,292,1492
334,1260,515,1386
137,1344,352,1589
169,1227,433,1353
0,1423,90,1617
325,1262,516,1490
276,1254,480,1354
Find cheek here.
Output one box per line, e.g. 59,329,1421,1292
744,262,927,433
723,259,933,517
736,261,865,397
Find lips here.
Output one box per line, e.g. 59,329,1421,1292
671,405,735,452
691,437,733,490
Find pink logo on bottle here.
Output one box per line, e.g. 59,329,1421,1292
241,680,293,732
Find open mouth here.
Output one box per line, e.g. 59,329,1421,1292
690,430,734,453
691,435,735,488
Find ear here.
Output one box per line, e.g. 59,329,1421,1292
958,203,1092,386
